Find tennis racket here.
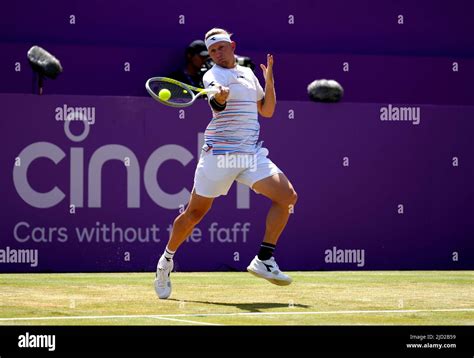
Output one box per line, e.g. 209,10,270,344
145,77,220,108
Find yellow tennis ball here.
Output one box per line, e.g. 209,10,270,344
158,89,171,101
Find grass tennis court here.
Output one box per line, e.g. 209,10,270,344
0,271,472,326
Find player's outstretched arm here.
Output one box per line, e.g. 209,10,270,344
258,54,276,118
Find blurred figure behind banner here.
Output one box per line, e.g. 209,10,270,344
169,40,209,88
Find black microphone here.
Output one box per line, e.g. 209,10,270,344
27,46,63,79
307,79,344,103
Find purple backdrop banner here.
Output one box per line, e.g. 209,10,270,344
1,94,473,272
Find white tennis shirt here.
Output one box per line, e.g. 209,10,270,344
203,63,265,155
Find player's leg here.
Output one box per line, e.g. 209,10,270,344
154,190,214,299
167,190,214,251
251,172,297,246
155,149,238,299
236,148,297,286
245,173,297,285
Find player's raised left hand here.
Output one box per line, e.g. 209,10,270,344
260,54,274,83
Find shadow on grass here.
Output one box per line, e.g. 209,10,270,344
167,299,310,312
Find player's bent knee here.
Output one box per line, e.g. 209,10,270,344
277,189,298,207
292,190,298,205
288,190,298,206
185,208,209,225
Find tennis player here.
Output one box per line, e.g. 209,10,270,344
155,28,298,299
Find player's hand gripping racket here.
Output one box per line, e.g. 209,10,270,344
145,77,219,108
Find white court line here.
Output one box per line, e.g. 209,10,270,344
0,313,221,325
0,308,473,322
149,316,222,326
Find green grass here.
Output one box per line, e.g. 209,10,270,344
0,271,472,325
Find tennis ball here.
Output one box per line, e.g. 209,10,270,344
158,89,171,101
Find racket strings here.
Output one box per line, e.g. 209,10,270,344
151,81,194,104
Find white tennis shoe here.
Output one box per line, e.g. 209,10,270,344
247,256,292,286
154,256,173,299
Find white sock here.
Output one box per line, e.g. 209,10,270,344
163,247,175,262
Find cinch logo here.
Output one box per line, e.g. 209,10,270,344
13,123,252,210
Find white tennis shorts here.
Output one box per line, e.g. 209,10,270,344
193,147,283,198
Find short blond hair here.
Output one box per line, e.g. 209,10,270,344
205,28,233,41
